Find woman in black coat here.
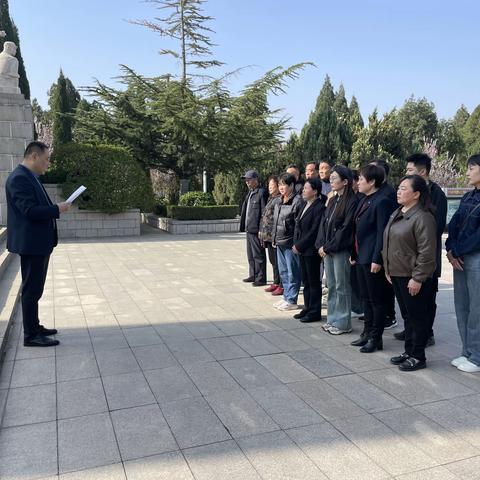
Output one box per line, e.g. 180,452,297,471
292,178,326,323
350,164,397,353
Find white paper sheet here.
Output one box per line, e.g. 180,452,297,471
66,185,87,203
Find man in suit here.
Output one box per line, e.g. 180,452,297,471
239,170,268,286
6,141,71,347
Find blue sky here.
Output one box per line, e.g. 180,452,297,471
9,0,480,132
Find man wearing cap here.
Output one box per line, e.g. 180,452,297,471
239,170,269,286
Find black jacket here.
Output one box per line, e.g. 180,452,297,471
316,193,358,254
429,181,447,277
378,181,399,207
6,164,59,256
272,193,304,248
293,198,325,256
239,187,268,234
352,189,396,265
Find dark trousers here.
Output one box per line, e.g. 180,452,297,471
20,254,50,339
350,264,363,314
265,242,281,286
356,264,387,342
428,276,439,337
246,233,266,283
384,275,396,319
391,277,433,362
300,254,322,318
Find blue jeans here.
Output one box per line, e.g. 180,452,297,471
276,246,301,304
454,251,480,366
324,251,352,330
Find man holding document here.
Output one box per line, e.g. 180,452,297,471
6,141,76,346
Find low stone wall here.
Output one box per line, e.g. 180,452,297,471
146,213,240,235
44,184,141,238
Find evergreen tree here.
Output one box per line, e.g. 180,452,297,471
301,75,337,163
333,84,353,164
50,71,80,147
453,104,470,131
348,95,364,138
463,104,480,156
131,0,224,90
0,0,30,98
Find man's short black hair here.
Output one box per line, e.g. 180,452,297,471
24,141,49,158
305,161,319,170
287,164,300,172
360,164,385,188
406,153,432,175
370,158,390,177
467,154,480,167
279,172,296,186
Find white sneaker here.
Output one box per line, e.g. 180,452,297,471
278,303,299,311
457,359,480,373
322,323,333,331
451,356,468,367
328,326,353,335
273,300,287,308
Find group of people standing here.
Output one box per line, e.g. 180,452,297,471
240,153,480,373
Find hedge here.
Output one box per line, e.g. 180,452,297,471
155,205,239,220
178,191,215,206
45,143,155,214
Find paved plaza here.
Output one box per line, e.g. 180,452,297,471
1,228,480,480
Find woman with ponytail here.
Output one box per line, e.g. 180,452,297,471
383,175,437,371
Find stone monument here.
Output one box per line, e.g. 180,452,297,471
0,31,34,224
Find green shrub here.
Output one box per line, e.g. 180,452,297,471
213,172,247,205
154,203,168,216
178,191,215,206
49,143,155,214
165,205,239,220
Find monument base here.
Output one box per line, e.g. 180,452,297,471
0,92,34,225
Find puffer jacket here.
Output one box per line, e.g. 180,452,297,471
259,195,281,243
382,204,437,283
272,193,304,248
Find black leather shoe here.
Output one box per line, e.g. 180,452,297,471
426,335,435,347
390,352,410,365
243,277,254,283
399,357,426,371
24,335,60,347
294,310,308,319
39,326,58,336
360,339,383,353
252,281,267,287
394,330,406,341
300,315,321,323
350,335,368,347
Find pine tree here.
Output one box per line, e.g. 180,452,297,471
300,75,337,163
131,0,224,90
453,104,470,131
348,95,364,136
0,0,30,98
50,71,80,147
333,84,353,164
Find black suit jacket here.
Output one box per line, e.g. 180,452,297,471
239,187,268,234
6,164,59,255
429,181,448,277
353,189,396,265
293,198,325,256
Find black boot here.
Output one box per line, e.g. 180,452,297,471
351,324,369,346
360,338,383,353
350,334,368,347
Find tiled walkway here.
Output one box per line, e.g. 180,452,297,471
1,229,480,479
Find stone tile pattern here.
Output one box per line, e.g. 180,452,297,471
1,234,480,479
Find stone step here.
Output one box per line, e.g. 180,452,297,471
0,256,21,363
